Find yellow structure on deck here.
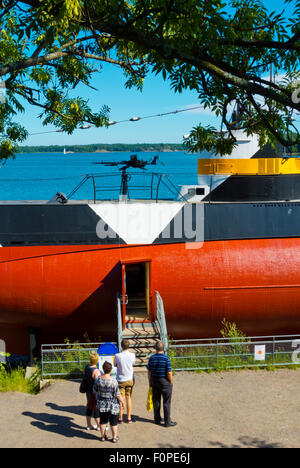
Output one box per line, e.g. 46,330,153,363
198,158,300,175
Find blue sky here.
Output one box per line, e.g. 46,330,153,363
18,0,298,147
22,68,210,146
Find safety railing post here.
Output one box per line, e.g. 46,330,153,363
78,344,81,370
92,176,96,203
41,345,44,380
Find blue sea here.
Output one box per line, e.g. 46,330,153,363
0,152,199,201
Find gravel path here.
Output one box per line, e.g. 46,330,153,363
0,368,299,448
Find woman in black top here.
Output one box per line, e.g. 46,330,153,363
85,352,101,431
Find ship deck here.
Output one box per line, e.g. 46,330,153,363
0,199,300,205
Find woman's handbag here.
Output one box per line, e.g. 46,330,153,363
79,374,87,393
146,386,153,411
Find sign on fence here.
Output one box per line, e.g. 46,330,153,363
97,342,119,378
254,345,266,361
98,355,117,378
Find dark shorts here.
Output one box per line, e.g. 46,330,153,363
100,412,119,427
86,393,97,410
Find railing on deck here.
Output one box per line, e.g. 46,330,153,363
116,295,123,352
67,172,188,203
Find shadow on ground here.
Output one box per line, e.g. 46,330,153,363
209,436,283,448
22,411,99,441
22,402,155,444
45,402,86,416
45,403,154,425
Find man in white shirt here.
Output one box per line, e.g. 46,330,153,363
114,339,136,423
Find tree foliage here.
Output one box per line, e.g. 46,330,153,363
0,0,299,158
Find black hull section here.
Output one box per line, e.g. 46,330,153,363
0,204,125,246
204,202,300,241
0,201,300,246
203,174,300,202
157,202,300,243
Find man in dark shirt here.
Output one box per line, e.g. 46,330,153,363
147,341,177,427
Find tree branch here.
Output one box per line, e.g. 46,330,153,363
247,92,295,147
98,21,300,111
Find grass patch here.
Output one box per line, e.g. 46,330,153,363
0,363,40,394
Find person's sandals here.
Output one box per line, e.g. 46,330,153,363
127,419,133,424
118,419,123,424
100,435,109,442
112,436,119,443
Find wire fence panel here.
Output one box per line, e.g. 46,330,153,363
168,335,300,371
41,335,300,377
41,343,117,378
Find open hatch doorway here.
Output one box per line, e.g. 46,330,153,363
121,261,151,323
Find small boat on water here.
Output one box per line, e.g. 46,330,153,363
1,131,300,359
63,148,75,154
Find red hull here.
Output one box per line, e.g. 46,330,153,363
1,238,300,354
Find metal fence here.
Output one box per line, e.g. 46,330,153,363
41,342,116,378
169,335,300,371
41,335,300,378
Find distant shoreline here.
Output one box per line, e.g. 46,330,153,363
17,143,185,154
16,150,185,154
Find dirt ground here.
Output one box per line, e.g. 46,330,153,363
0,368,299,449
